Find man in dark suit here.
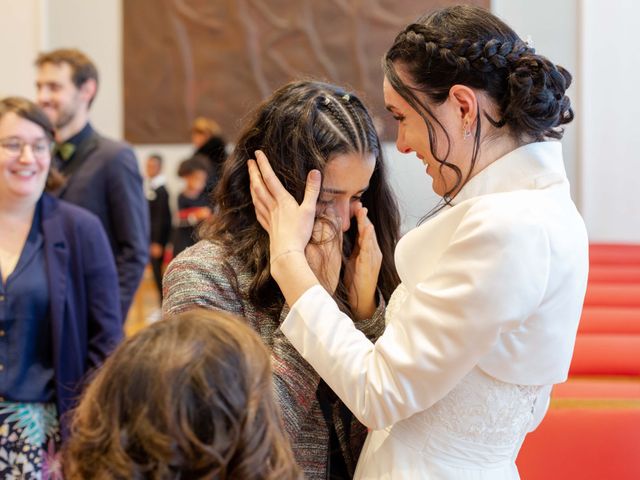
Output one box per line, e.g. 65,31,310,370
144,153,172,300
35,48,149,319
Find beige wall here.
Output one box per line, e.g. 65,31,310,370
45,0,122,140
0,0,121,137
0,0,44,98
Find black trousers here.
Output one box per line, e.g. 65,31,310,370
150,255,164,300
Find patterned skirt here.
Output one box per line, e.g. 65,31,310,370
0,402,62,480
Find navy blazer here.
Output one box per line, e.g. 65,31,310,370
56,126,149,319
41,193,123,437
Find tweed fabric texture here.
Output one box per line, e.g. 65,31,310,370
163,240,386,478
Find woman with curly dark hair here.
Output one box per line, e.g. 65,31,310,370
249,5,589,479
163,80,401,479
64,309,301,480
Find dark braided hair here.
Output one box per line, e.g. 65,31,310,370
200,81,401,316
384,5,573,207
318,94,364,153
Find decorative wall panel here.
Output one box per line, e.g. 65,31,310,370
124,0,489,143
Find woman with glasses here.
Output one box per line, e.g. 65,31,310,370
0,97,121,478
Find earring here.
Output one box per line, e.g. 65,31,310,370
463,122,471,140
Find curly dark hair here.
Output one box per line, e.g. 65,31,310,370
64,309,302,480
384,5,573,207
199,80,401,315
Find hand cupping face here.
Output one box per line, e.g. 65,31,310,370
344,203,383,320
247,150,322,267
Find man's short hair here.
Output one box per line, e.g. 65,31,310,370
36,48,99,94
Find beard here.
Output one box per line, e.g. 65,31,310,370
53,106,76,130
42,91,84,131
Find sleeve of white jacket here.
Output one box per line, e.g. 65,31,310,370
281,203,551,430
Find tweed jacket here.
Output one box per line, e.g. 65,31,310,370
163,239,386,479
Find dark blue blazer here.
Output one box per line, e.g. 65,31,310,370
41,193,123,437
56,126,149,319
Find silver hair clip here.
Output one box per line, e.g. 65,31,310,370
322,96,330,105
525,34,535,49
342,94,351,102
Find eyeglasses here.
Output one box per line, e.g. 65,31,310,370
0,137,53,159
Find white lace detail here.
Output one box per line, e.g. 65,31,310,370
385,284,543,449
420,369,541,446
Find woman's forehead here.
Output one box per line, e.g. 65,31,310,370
322,152,375,193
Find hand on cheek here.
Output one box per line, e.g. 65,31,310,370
345,202,382,320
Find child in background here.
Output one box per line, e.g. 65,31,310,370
172,155,211,257
144,153,172,301
64,309,302,480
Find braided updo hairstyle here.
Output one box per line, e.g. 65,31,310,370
384,5,573,201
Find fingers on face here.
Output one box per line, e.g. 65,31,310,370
254,150,289,201
248,159,265,199
302,169,322,211
253,151,321,213
358,213,379,251
355,206,373,235
248,159,272,231
358,206,368,224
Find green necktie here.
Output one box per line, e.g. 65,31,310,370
55,142,76,161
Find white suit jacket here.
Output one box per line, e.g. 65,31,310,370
282,141,589,430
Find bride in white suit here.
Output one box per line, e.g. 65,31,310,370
248,5,588,479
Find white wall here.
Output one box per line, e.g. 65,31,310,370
0,0,44,98
0,0,121,138
492,0,579,203
1,0,638,242
45,0,122,140
579,0,640,242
